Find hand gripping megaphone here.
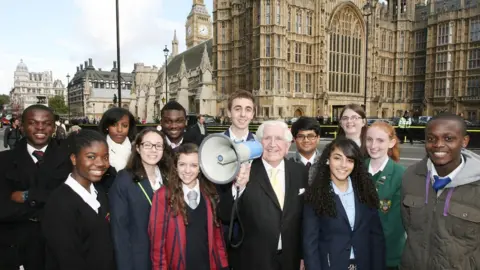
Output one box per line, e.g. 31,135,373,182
199,134,263,185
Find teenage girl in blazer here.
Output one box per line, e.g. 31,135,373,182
303,137,385,270
365,121,406,270
42,129,115,270
109,128,173,270
149,143,228,270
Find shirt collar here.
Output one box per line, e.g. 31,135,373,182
182,179,200,196
27,143,48,162
299,152,317,166
228,127,249,142
331,177,354,195
368,157,390,175
262,158,285,172
165,136,183,149
65,174,100,213
151,166,163,191
429,155,465,180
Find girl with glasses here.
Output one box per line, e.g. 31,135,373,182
337,104,368,157
149,143,229,270
109,128,173,270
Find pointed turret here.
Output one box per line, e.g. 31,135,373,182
179,57,187,78
200,43,211,71
172,30,179,56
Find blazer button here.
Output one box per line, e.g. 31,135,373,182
30,200,36,207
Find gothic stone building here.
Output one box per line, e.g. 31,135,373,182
68,59,133,120
212,0,480,121
155,0,216,116
129,63,159,122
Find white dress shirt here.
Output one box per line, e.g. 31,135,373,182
368,157,389,175
182,179,201,206
166,136,184,149
150,166,163,191
262,158,285,251
65,174,100,214
228,127,249,142
27,144,48,163
299,152,317,166
429,155,465,197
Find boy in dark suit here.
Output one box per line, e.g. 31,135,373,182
160,101,188,150
0,105,72,270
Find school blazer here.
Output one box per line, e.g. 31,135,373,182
148,187,229,270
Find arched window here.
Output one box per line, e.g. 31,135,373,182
328,7,363,94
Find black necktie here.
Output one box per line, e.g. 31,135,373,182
32,150,45,163
306,162,311,170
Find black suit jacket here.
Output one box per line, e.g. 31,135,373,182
184,123,208,147
0,139,72,249
218,158,308,270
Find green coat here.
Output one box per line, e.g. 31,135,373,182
367,158,406,267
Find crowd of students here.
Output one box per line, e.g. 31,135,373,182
0,89,479,270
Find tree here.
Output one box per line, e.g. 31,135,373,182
0,94,10,110
48,95,68,114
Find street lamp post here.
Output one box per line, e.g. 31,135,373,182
93,103,95,121
363,0,373,111
66,73,70,120
116,0,122,107
163,45,169,103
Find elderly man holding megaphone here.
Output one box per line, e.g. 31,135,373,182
199,120,308,270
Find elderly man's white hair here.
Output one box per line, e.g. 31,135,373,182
256,120,293,142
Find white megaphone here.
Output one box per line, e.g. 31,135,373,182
199,134,263,184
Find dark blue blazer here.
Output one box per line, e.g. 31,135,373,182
303,194,386,270
109,170,162,270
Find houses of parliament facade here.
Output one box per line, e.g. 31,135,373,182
210,0,480,121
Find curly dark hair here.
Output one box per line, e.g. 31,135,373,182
305,137,379,218
125,128,173,183
166,143,220,226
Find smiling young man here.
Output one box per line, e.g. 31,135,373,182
0,105,72,270
289,117,321,185
160,101,188,150
401,113,480,270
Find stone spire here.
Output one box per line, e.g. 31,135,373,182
179,56,187,78
200,43,211,71
172,30,179,56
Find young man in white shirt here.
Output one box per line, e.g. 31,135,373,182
289,116,321,185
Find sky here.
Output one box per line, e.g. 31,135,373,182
0,0,214,94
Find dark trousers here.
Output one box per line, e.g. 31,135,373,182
400,128,412,144
0,223,45,270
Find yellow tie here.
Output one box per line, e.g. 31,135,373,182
270,168,284,209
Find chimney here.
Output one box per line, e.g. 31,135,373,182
113,61,117,69
76,66,79,72
88,58,93,67
84,61,88,68
99,68,102,71
80,64,83,70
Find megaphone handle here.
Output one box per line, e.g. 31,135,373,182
228,186,244,249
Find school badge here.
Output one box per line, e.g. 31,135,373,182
379,199,392,213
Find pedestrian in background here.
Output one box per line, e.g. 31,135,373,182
3,117,22,149
398,111,413,144
366,122,406,270
109,128,172,270
98,107,137,193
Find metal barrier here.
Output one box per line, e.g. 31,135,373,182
76,124,480,149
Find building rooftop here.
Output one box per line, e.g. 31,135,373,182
166,39,212,77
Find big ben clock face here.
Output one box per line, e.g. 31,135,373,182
198,25,209,36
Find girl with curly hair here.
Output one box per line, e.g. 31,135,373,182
303,137,385,270
148,143,229,270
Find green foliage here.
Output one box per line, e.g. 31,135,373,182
48,95,68,114
0,94,10,110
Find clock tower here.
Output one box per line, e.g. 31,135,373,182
186,0,212,49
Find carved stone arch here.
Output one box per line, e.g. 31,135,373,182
327,2,366,34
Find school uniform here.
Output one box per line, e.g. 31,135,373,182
42,175,115,270
289,150,321,185
109,168,166,270
303,178,386,270
367,158,406,268
100,136,132,193
149,180,229,270
0,139,71,270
